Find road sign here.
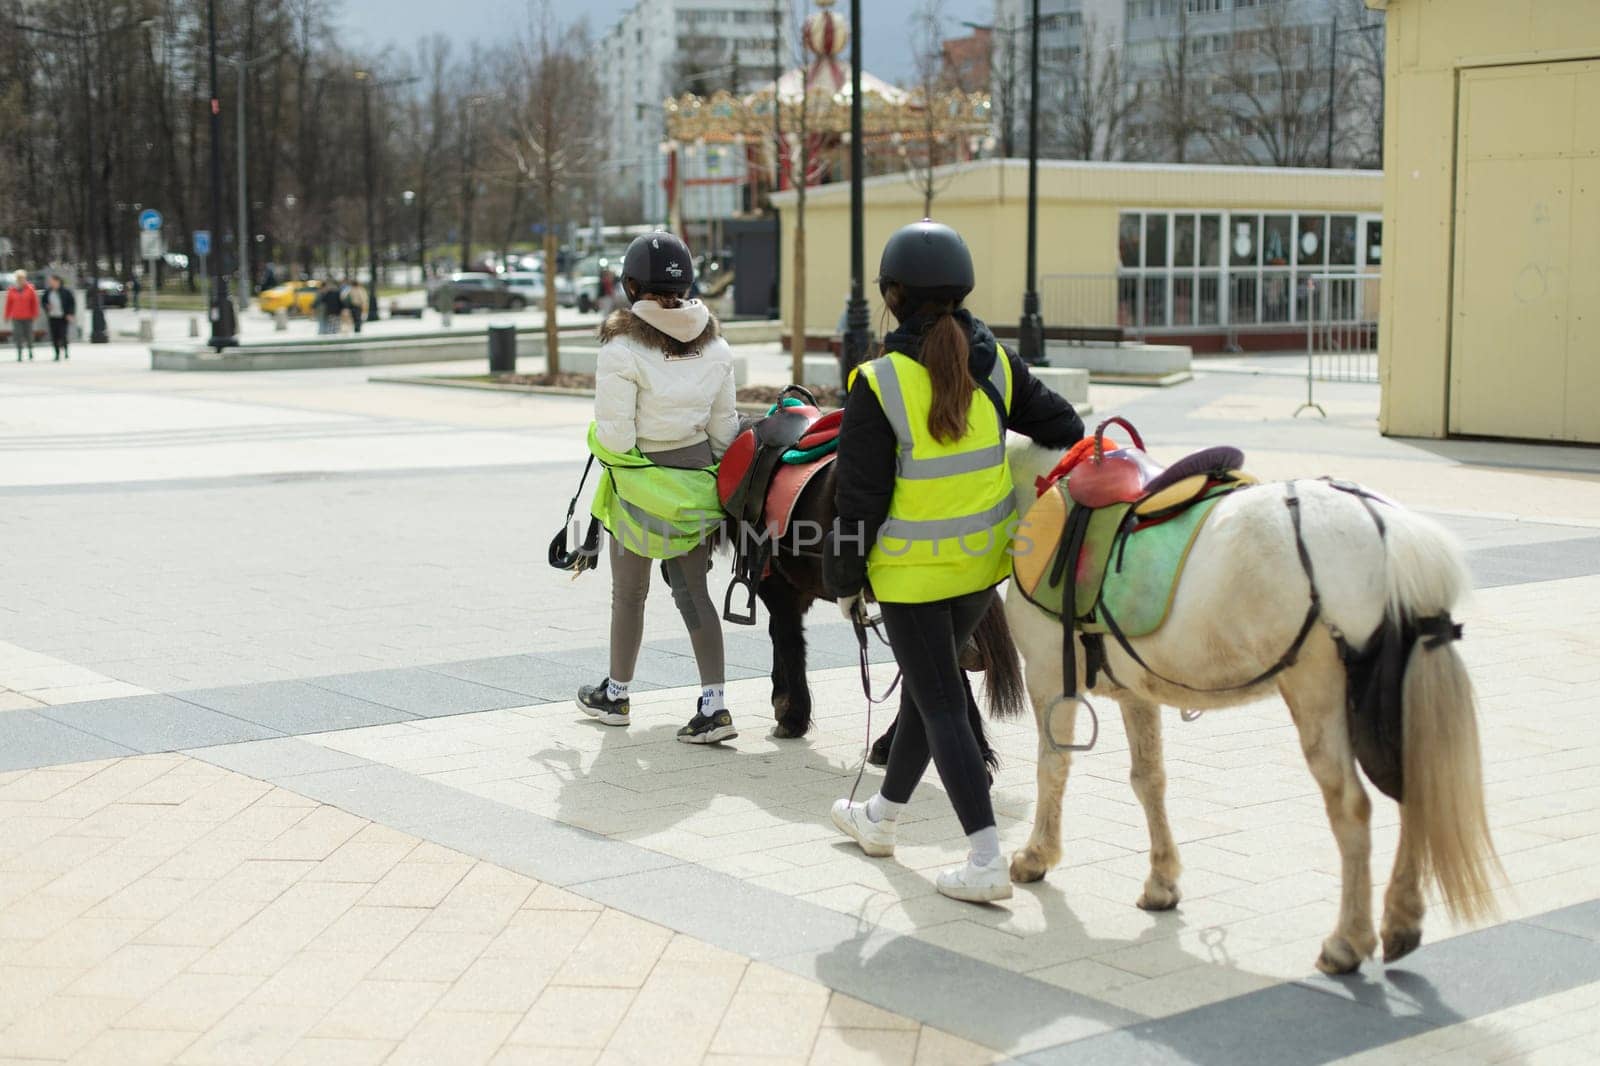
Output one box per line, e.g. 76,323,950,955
193,230,211,256
138,209,163,233
139,231,164,260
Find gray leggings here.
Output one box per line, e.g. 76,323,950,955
609,537,724,686
607,439,724,686
11,318,32,356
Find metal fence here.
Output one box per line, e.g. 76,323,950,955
1039,270,1382,351
1296,272,1381,416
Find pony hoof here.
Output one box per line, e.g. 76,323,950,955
1136,879,1182,912
1382,928,1422,964
1009,848,1053,883
1315,935,1366,975
771,720,807,739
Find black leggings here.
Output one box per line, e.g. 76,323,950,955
879,588,996,835
48,317,68,356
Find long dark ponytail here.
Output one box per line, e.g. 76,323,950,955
885,283,972,444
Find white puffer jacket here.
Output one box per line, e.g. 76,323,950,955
593,301,740,459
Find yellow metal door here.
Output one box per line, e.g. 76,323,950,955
1451,60,1600,442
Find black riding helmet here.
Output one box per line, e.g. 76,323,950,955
622,231,694,297
877,219,974,303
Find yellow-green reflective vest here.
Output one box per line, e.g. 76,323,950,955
587,423,722,560
857,348,1016,604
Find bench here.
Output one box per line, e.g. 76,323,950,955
1052,326,1126,344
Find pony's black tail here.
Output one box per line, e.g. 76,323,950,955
974,594,1027,721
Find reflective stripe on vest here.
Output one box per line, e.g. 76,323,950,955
871,351,1010,481
858,347,1017,603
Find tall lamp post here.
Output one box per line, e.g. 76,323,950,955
840,0,871,373
12,14,152,344
1018,0,1044,364
205,0,237,349
356,70,421,320
221,47,281,307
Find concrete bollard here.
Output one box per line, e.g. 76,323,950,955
137,319,154,343
274,309,288,332
189,317,199,338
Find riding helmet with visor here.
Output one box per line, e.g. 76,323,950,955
877,219,974,303
622,231,695,297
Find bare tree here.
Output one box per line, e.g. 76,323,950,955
1049,21,1140,161
501,1,602,375
1139,6,1209,163
1336,0,1385,168
1207,3,1355,167
902,0,963,217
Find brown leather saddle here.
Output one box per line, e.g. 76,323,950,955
1066,416,1244,513
718,386,843,624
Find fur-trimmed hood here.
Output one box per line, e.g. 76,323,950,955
599,303,721,358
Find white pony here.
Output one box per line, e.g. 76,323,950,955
1002,440,1501,975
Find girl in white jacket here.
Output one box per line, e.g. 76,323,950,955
577,232,742,744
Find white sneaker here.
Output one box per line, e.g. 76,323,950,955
830,799,896,857
936,854,1013,903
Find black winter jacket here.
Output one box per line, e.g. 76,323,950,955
823,310,1085,600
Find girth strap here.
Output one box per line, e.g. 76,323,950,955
1096,481,1323,697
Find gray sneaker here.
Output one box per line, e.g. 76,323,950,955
677,699,737,744
576,680,630,727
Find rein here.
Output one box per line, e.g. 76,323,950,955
846,610,902,805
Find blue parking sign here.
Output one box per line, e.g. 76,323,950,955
193,230,211,256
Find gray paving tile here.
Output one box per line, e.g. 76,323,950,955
40,694,282,752
780,928,1140,1056
192,737,371,780
1021,983,1430,1066
428,653,595,703
0,711,137,772
177,680,417,734
1295,920,1600,1025
307,668,531,717
1468,536,1600,589
1526,900,1600,942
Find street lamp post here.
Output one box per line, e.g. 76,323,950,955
205,0,237,349
402,189,420,287
1018,0,1044,365
840,0,871,373
355,70,379,323
221,47,281,307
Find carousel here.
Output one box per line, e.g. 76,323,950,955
659,0,993,231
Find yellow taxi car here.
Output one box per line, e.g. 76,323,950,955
257,280,322,316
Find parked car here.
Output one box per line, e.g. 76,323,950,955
427,272,526,313
94,278,128,308
258,280,323,316
502,270,575,308
569,254,623,314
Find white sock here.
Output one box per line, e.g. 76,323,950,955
700,685,725,713
865,793,903,824
605,678,628,701
967,826,1001,867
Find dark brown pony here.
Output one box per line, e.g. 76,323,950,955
751,461,1028,769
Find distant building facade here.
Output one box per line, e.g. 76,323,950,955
599,0,793,228
987,0,1380,168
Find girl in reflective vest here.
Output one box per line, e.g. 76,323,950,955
579,231,742,744
825,220,1085,902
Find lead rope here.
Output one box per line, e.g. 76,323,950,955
847,611,902,805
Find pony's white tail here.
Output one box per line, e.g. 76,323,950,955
1384,508,1502,922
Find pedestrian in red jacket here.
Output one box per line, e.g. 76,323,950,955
5,270,39,361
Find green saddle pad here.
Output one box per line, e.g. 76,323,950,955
1094,490,1230,638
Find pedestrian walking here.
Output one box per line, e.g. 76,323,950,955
825,220,1085,903
130,275,142,312
4,269,39,361
576,231,742,744
346,278,369,333
316,280,341,335
42,275,75,361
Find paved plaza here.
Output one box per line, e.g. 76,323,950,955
0,315,1598,1064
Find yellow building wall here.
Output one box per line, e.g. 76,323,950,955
773,159,1382,337
1372,0,1600,441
